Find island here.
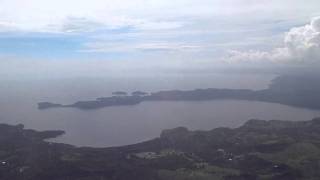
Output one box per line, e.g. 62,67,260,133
39,96,143,110
38,73,320,110
1,117,320,180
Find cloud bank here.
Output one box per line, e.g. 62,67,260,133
0,0,319,33
1,0,320,80
227,17,320,64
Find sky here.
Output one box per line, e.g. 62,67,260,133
0,0,320,79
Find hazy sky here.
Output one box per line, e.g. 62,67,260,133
0,0,320,78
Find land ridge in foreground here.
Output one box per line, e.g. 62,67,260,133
1,118,320,180
38,74,320,110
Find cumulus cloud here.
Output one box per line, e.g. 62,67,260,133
226,17,320,64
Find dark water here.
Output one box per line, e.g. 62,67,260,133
1,74,320,147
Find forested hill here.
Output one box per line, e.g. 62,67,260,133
1,118,320,179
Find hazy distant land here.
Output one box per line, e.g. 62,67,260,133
38,74,320,110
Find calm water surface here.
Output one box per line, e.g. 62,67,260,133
1,74,320,147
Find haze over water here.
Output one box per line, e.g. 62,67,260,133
1,73,320,147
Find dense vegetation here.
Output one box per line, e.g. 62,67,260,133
1,117,320,180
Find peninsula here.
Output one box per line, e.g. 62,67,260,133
38,74,320,110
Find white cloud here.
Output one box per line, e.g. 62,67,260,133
1,0,320,72
82,41,203,53
0,0,205,33
0,0,319,33
226,17,320,64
